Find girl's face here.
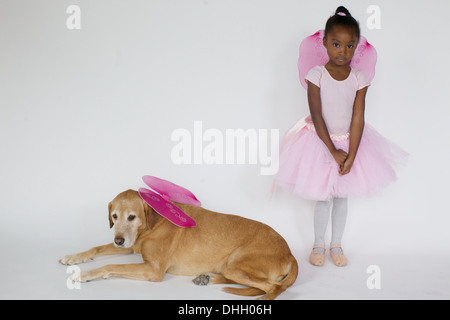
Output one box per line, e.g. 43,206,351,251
323,25,359,67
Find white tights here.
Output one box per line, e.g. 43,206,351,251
313,197,348,254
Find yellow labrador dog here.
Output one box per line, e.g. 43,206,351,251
60,190,298,300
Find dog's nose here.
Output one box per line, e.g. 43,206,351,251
114,237,125,246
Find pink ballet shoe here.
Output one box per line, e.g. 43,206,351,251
330,245,348,267
309,245,326,266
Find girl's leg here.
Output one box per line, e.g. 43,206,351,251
330,197,348,254
313,200,332,254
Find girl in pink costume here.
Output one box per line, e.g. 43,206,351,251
274,6,407,266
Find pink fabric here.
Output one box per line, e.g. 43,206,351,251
139,175,200,228
142,175,201,207
298,30,377,90
305,65,369,135
276,31,400,201
274,118,408,201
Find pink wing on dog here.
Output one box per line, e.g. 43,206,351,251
138,188,197,228
298,30,377,89
142,175,201,207
138,175,200,228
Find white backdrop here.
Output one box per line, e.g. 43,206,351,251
1,0,449,300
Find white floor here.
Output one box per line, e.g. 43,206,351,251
2,237,449,300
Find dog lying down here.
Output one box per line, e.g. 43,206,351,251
59,189,298,300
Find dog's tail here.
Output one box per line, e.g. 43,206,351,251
222,287,266,296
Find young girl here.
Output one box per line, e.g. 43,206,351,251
274,6,407,267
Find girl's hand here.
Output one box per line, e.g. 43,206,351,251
331,149,348,166
339,157,354,175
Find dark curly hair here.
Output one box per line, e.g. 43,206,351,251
324,6,360,40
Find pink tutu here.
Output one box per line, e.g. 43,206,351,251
274,116,408,201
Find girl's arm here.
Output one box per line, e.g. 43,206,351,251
307,81,348,166
340,86,368,175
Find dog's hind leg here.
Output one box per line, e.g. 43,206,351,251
219,265,270,298
193,272,266,297
220,257,291,300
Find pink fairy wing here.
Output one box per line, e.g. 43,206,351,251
298,30,328,90
298,30,377,89
349,36,377,83
142,175,201,207
138,188,197,228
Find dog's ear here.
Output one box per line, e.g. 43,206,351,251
143,200,161,230
108,202,114,228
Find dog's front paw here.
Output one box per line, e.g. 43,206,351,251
70,269,109,282
59,253,92,265
69,270,91,283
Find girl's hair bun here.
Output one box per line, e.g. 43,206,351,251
325,6,360,39
335,6,351,17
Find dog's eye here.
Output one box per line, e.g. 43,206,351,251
112,214,118,220
128,215,136,221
